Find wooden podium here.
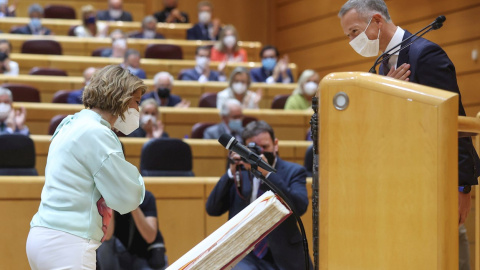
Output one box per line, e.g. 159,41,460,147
319,72,459,269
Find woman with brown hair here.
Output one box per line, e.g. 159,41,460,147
26,65,147,270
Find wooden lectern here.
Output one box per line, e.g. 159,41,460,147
319,72,459,269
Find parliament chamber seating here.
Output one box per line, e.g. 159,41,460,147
44,5,77,19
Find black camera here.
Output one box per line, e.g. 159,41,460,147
247,142,262,155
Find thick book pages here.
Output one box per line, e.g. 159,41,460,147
167,191,292,270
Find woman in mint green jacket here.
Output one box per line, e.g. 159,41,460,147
26,65,147,270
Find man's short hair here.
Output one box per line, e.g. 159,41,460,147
28,4,43,16
153,71,174,86
124,49,141,61
0,87,12,102
260,45,280,58
197,1,213,11
82,65,147,120
195,45,212,56
242,120,275,143
338,0,391,22
142,15,158,28
220,98,242,117
0,40,12,52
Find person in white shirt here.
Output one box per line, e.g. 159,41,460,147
74,5,108,38
0,39,18,75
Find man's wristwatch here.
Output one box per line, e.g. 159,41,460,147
458,185,471,194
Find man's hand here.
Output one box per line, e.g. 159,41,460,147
229,151,248,176
14,106,26,130
5,109,15,130
174,99,191,108
458,191,471,225
386,63,411,81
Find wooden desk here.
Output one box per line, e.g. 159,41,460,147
9,53,298,81
0,176,313,269
0,17,191,40
0,74,296,108
31,135,311,176
0,33,261,61
17,103,312,140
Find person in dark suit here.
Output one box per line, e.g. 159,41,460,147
250,45,294,84
206,120,312,270
141,72,190,108
179,46,224,82
203,98,243,141
153,0,189,23
97,0,133,21
339,1,480,269
129,16,165,40
121,49,147,79
186,1,221,40
67,67,97,104
11,4,51,35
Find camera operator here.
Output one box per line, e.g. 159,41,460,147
206,120,313,270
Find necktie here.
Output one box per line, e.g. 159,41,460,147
203,25,209,39
0,121,5,132
253,182,268,259
382,57,390,75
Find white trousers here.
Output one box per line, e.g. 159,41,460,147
26,226,101,270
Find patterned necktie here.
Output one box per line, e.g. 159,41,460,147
382,57,390,75
253,182,268,259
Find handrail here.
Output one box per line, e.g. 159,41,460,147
458,116,480,137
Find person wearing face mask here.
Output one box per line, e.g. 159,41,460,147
217,67,261,110
101,30,128,58
0,87,28,135
26,65,146,270
11,4,51,35
121,49,147,79
0,0,16,17
186,0,221,40
206,120,312,270
130,16,165,39
179,46,224,82
74,5,108,38
339,1,480,269
250,45,294,84
67,67,97,104
128,98,169,139
204,98,244,142
153,0,189,23
210,25,248,63
284,70,319,110
141,71,190,108
97,0,133,21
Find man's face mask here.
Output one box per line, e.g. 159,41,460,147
262,151,275,166
157,87,171,99
349,17,380,57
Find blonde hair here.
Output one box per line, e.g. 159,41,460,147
293,69,319,95
83,65,147,120
214,25,239,53
81,5,96,26
140,98,159,116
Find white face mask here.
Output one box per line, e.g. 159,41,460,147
349,17,380,57
231,82,247,95
114,108,139,135
113,38,127,49
143,29,156,39
109,9,122,19
140,114,155,126
198,11,211,24
303,82,318,96
223,35,236,48
0,102,10,121
196,56,209,69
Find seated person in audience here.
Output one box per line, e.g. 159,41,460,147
67,67,97,104
130,16,165,39
129,98,169,139
284,69,320,110
250,45,294,84
97,0,133,21
217,67,261,110
206,120,312,270
121,49,147,79
0,40,18,75
154,0,189,23
211,25,247,63
0,0,16,17
11,4,51,35
204,98,244,142
186,0,221,41
141,72,190,108
74,5,108,38
0,87,28,135
101,30,128,58
179,45,225,82
97,190,168,270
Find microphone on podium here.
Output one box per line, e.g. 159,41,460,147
218,133,277,173
368,15,446,74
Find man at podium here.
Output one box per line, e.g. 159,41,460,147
338,0,480,269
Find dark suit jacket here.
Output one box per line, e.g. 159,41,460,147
129,31,165,39
179,68,220,81
141,91,182,107
153,9,189,23
206,158,312,270
67,88,84,104
11,25,51,35
186,23,219,40
250,67,294,83
203,122,243,142
380,31,480,186
96,10,133,21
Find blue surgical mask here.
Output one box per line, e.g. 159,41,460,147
228,119,243,133
262,58,277,71
30,18,41,29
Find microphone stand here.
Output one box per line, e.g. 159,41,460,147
249,164,310,270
